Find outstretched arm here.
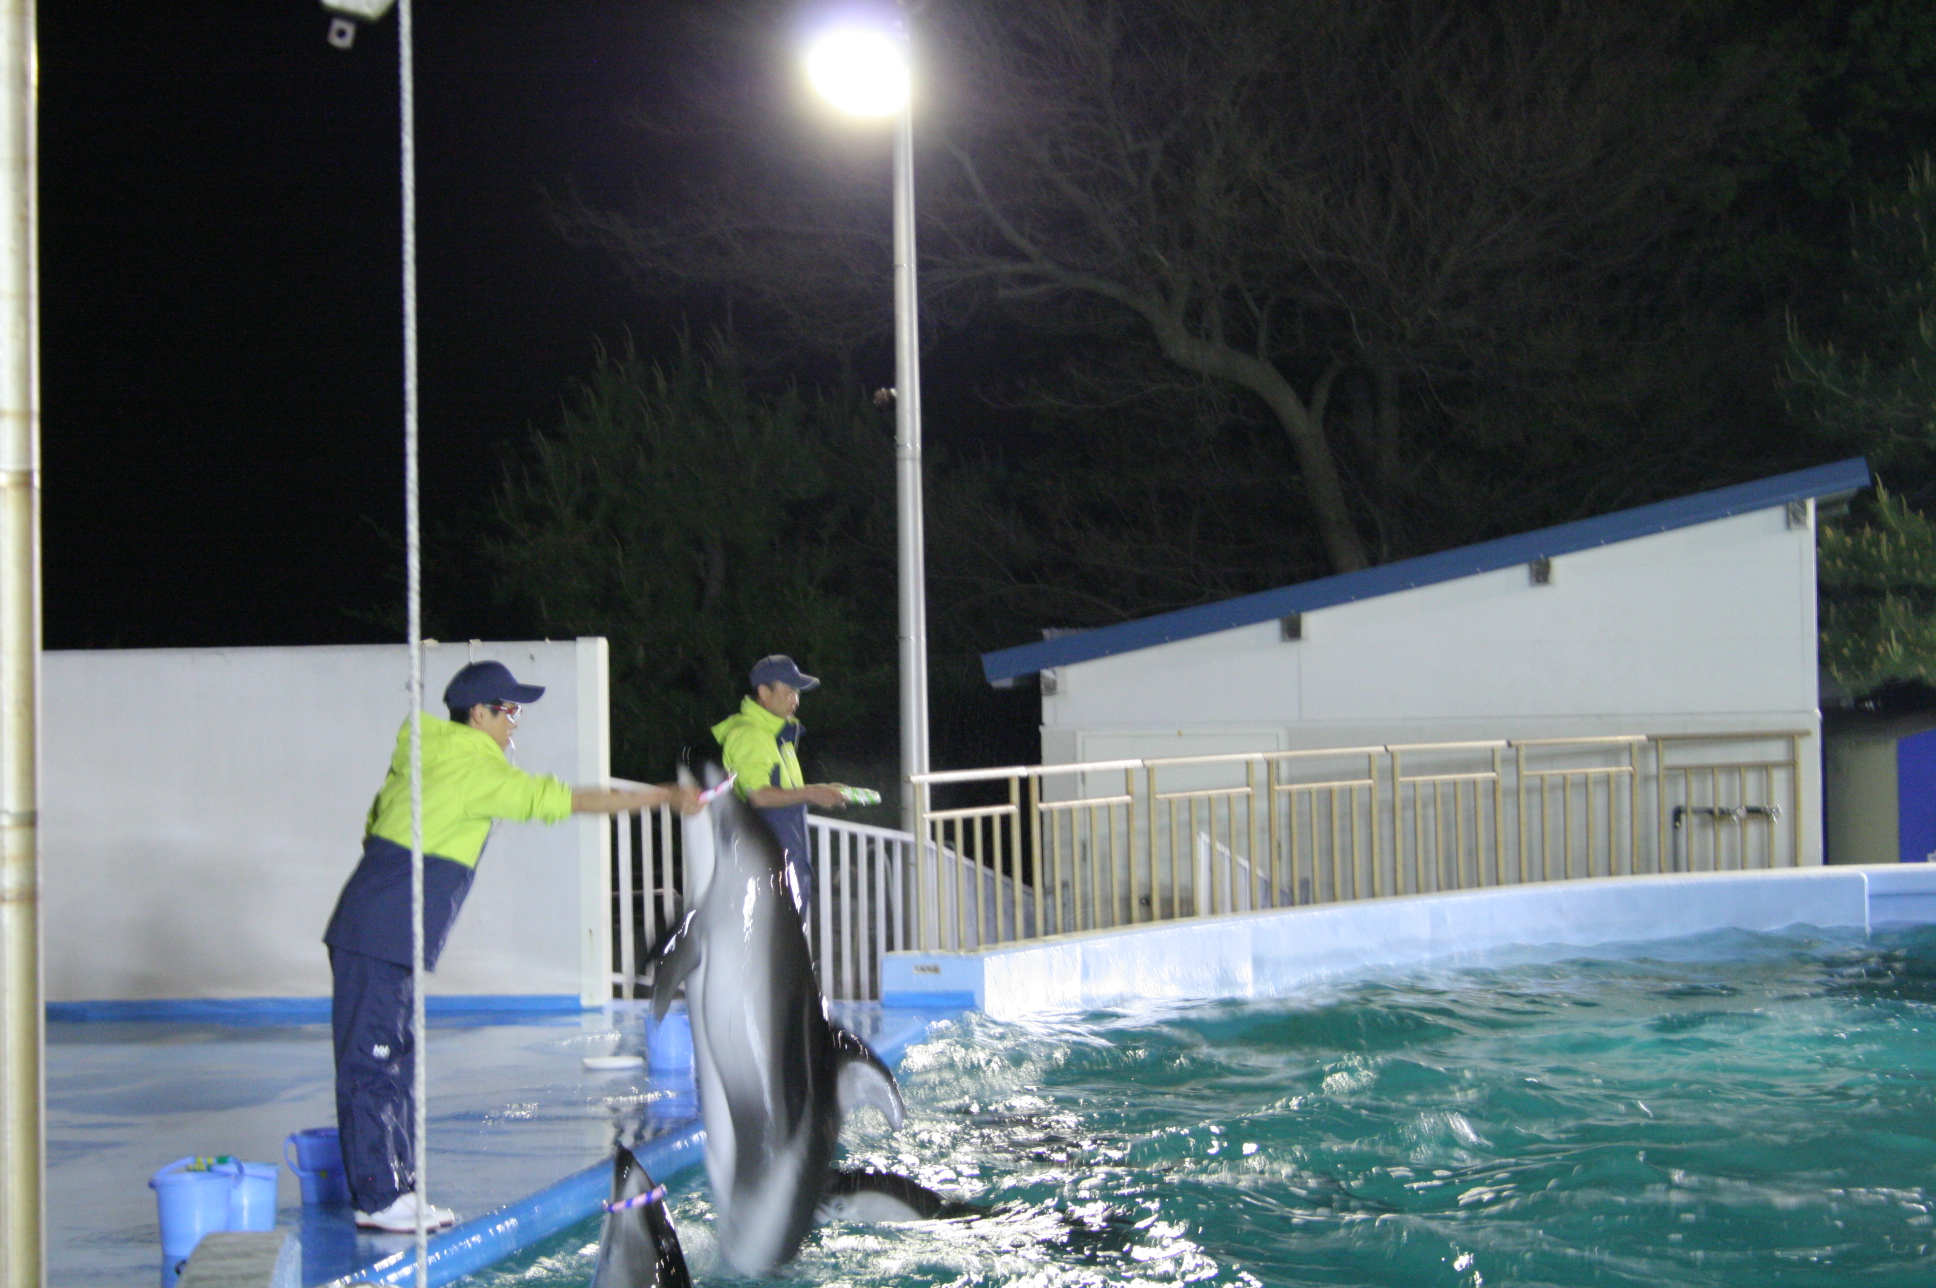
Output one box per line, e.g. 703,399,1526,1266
571,783,704,816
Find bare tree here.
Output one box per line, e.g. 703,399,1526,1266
565,0,1763,574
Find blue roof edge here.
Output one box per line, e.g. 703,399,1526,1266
981,457,1871,683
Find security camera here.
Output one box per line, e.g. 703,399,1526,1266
321,0,397,50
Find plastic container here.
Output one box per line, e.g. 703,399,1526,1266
215,1159,278,1231
284,1127,351,1206
647,1009,693,1073
149,1157,233,1261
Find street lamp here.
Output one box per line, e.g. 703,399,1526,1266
804,16,929,836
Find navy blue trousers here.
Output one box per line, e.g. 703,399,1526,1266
330,947,416,1214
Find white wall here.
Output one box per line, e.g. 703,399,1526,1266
1039,505,1822,851
41,640,611,1004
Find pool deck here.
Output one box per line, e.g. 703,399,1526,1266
49,1002,948,1288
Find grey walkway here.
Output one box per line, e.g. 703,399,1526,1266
48,1007,690,1288
49,1002,943,1288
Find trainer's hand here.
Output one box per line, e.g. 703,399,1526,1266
664,783,705,816
805,784,848,809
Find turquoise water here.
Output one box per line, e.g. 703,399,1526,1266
471,924,1936,1287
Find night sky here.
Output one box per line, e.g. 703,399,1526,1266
39,1,673,649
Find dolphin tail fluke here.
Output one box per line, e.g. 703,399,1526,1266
647,910,701,1023
830,1026,905,1130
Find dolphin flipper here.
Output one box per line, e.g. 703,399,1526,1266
830,1027,905,1130
648,911,701,1023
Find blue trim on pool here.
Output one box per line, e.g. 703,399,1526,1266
882,990,978,1010
982,457,1870,682
46,995,585,1024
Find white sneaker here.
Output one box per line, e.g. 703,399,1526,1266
354,1190,458,1232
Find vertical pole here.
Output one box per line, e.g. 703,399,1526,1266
0,3,38,1283
614,815,634,998
398,1,429,1277
1491,747,1503,886
1627,742,1639,876
1789,734,1801,867
1008,776,1023,939
912,774,930,950
892,74,929,837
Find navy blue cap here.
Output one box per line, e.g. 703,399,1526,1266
444,661,545,710
749,655,820,692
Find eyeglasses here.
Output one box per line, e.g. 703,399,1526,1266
487,701,521,723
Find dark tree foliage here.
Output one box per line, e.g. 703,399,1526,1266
564,0,1795,578
1789,155,1936,471
1819,488,1936,694
1789,156,1936,698
486,340,895,780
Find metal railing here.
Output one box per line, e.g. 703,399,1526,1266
605,730,1807,993
608,804,966,1002
909,731,1808,951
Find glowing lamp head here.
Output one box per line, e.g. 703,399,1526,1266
804,27,910,118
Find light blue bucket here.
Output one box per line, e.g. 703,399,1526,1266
647,1009,693,1073
284,1127,351,1206
214,1159,277,1232
148,1157,232,1261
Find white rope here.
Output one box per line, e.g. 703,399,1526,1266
398,0,429,1280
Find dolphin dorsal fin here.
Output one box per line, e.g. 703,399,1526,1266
830,1027,905,1130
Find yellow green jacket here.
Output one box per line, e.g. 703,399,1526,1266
364,714,573,868
326,714,576,970
711,697,804,797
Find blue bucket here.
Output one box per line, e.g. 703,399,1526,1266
647,1009,693,1073
284,1127,351,1206
215,1159,278,1232
149,1157,232,1261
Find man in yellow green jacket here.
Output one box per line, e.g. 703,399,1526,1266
711,655,848,917
324,660,699,1233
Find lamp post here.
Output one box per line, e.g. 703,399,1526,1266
804,21,929,835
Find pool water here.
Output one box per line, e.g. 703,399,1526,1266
468,924,1936,1287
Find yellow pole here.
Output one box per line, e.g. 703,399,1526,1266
0,3,40,1283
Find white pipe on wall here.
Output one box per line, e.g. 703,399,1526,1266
0,1,40,1283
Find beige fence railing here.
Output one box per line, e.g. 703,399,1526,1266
910,731,1807,952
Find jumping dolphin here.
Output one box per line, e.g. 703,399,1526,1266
589,1146,691,1288
652,765,905,1275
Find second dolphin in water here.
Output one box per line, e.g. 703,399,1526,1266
653,765,905,1274
589,1146,690,1288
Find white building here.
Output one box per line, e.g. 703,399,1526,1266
980,459,1871,866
